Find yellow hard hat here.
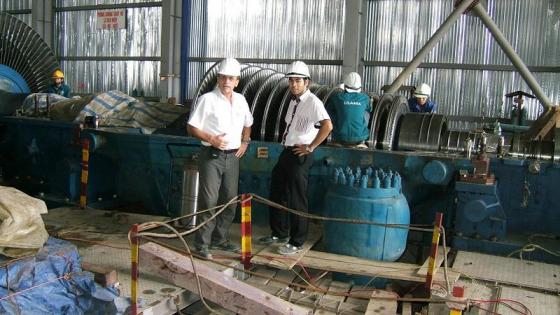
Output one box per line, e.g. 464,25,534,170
52,69,64,79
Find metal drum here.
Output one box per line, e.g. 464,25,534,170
324,166,410,284
397,113,447,151
178,158,199,227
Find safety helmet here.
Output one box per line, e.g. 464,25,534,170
217,58,241,77
413,83,431,98
286,61,310,79
52,69,64,79
343,72,362,92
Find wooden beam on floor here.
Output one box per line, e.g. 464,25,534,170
139,242,311,315
301,250,460,284
416,247,450,276
251,224,322,270
364,290,398,315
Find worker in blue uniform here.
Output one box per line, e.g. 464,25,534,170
187,58,253,260
408,83,436,113
47,69,71,98
326,72,371,147
506,91,534,126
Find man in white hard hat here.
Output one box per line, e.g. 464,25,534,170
187,57,253,259
408,83,437,113
326,72,372,148
259,61,332,255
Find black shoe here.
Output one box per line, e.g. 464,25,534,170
193,245,213,260
258,235,289,245
210,240,240,253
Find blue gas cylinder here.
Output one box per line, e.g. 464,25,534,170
324,167,410,264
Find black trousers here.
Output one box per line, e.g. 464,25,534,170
269,148,314,247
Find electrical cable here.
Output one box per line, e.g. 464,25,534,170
250,193,434,232
129,221,223,315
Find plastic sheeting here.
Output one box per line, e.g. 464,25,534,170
77,90,187,133
0,186,49,258
0,237,119,314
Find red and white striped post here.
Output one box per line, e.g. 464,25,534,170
425,212,443,290
240,194,252,269
130,224,139,315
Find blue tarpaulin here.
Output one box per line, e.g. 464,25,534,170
0,237,119,314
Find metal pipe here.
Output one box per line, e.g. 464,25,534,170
498,123,530,133
386,0,476,94
471,5,553,110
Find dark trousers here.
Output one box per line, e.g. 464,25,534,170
194,146,239,248
269,148,314,247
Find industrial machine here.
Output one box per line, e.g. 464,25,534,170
1,4,559,267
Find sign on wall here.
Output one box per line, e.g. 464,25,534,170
96,9,127,30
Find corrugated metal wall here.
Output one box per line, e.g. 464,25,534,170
54,1,162,96
363,0,560,121
0,0,31,25
0,0,30,10
186,0,345,98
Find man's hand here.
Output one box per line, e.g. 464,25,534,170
292,144,313,156
209,133,228,150
236,142,249,158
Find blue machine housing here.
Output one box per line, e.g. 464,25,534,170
455,181,506,240
1,116,560,263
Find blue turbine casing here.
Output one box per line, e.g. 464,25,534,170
323,168,410,284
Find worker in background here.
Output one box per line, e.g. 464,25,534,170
47,69,71,98
326,72,371,148
506,91,534,126
187,58,253,260
259,61,332,255
408,83,436,113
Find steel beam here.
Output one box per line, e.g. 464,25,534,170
386,0,477,94
342,0,367,76
32,0,53,48
160,0,182,102
471,5,554,110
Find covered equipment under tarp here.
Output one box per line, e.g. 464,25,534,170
0,237,119,314
0,185,49,258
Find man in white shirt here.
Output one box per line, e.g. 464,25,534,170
260,61,333,255
187,58,253,259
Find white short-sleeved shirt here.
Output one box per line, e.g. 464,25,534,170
188,88,253,150
283,89,330,146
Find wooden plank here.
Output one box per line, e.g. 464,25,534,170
81,262,118,287
453,251,560,292
251,227,322,270
344,286,371,314
416,247,450,276
315,280,351,314
364,290,398,315
245,265,277,286
139,242,310,315
269,266,302,289
401,294,412,315
497,286,560,315
301,250,460,284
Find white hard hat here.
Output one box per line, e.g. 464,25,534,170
343,72,362,92
413,83,431,98
217,58,241,77
286,61,310,79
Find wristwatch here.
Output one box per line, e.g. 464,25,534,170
242,137,251,144
305,145,314,153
